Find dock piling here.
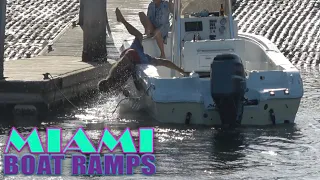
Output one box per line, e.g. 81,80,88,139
0,0,122,124
0,0,6,80
81,0,107,62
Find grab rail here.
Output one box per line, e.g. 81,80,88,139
197,48,234,53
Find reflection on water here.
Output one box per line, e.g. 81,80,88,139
0,70,318,179
0,95,310,180
211,129,246,163
0,67,318,179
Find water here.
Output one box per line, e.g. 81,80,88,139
2,0,320,179
0,69,318,179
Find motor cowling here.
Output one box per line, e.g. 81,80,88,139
210,54,247,127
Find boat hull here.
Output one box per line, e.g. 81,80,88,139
119,31,304,126
119,73,302,126
142,96,301,126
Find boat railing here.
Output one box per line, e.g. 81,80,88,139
197,48,234,53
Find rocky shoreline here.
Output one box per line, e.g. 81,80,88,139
3,0,320,66
4,0,79,60
233,0,320,66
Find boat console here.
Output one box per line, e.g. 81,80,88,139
179,12,239,73
181,13,237,42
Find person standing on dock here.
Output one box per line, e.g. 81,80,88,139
138,0,174,59
98,8,186,94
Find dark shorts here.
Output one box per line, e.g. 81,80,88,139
120,38,153,64
120,48,141,64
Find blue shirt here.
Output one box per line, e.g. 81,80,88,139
147,0,170,38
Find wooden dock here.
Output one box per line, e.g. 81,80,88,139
0,25,116,126
0,0,152,126
0,12,117,126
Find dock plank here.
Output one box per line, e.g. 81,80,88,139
4,56,95,81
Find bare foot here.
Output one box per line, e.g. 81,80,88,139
144,30,151,36
159,54,166,59
115,8,124,22
145,33,153,38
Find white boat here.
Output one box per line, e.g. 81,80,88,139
119,0,304,126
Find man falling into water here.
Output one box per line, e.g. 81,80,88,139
98,8,187,94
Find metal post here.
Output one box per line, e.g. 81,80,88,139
0,0,6,79
176,0,181,68
81,0,107,62
227,0,234,39
171,0,181,77
78,0,84,26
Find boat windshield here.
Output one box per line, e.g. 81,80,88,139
180,0,230,16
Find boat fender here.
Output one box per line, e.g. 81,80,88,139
185,112,192,124
269,109,276,125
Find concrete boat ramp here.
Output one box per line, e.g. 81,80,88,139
0,0,124,126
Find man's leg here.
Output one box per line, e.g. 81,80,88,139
149,57,188,76
153,29,166,58
116,8,143,41
138,12,166,58
138,12,155,36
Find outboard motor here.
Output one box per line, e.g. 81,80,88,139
210,54,247,127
